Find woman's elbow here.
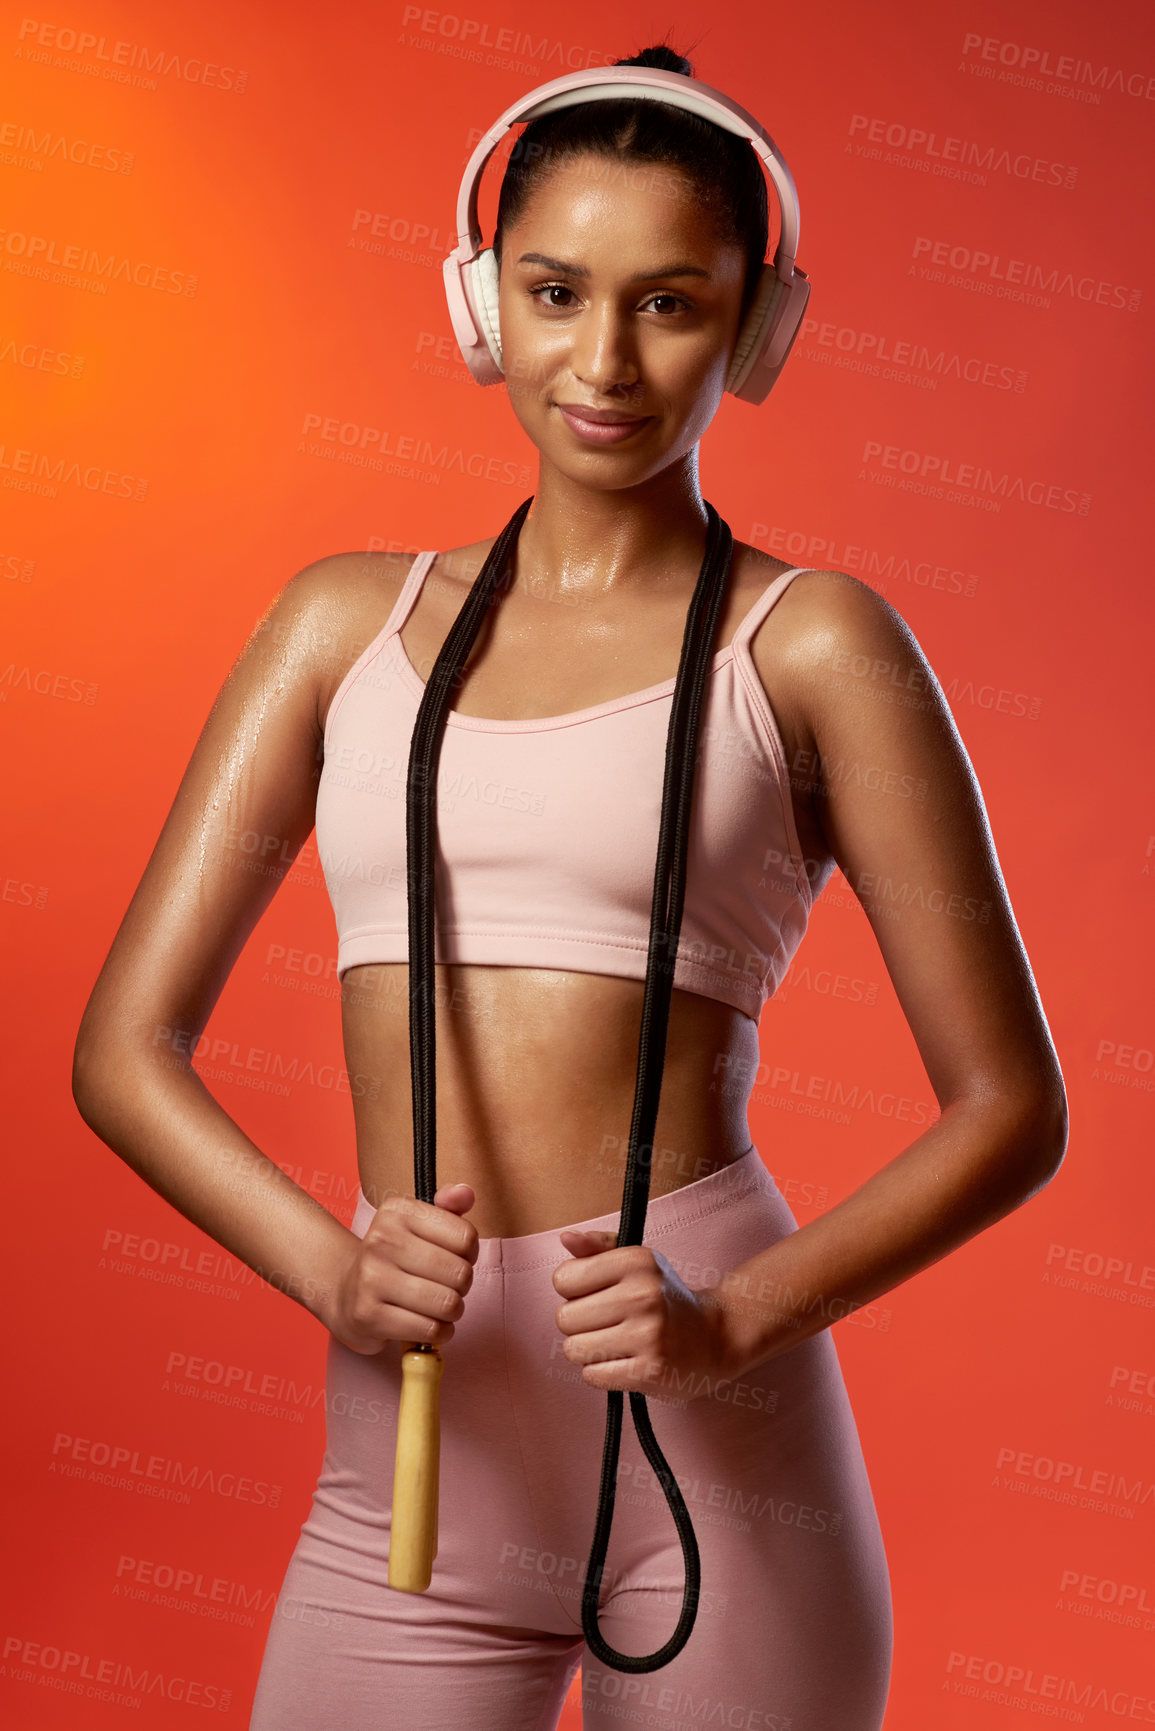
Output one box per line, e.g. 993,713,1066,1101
71,1008,147,1137
71,1028,117,1134
1007,1081,1069,1194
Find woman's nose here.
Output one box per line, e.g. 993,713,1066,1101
568,302,641,395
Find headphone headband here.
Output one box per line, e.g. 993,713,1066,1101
443,64,811,404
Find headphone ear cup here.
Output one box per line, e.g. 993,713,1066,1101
473,246,504,371
725,262,784,397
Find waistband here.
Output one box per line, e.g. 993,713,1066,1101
350,1143,778,1271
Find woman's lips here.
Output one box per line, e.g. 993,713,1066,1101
557,406,652,444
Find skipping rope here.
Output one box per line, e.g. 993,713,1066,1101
404,494,736,1671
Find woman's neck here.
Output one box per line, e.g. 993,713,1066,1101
511,452,715,601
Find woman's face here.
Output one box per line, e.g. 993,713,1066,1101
496,153,748,487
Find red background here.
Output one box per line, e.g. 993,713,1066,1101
3,0,1154,1723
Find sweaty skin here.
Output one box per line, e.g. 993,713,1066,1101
335,534,800,1241
73,153,1066,1393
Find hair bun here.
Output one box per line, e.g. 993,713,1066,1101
613,44,694,78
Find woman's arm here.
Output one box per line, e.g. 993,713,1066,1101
72,556,382,1328
555,571,1069,1399
702,569,1069,1378
553,569,1069,1402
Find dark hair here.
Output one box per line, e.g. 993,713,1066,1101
492,42,770,328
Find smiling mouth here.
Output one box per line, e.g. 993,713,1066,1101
555,405,653,442
554,404,649,425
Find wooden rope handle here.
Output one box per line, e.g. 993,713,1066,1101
388,1344,443,1593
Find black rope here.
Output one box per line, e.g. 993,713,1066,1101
404,495,533,1207
404,495,735,1672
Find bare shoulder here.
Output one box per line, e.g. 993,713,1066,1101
280,545,417,625
293,533,510,725
746,560,920,671
261,548,420,732
742,560,944,761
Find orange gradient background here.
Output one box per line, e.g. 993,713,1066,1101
2,0,1153,1724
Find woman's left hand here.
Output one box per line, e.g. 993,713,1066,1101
551,1230,747,1404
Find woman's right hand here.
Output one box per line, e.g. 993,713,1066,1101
327,1183,480,1356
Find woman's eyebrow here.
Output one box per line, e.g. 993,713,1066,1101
515,251,711,281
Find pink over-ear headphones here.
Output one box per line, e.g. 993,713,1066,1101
442,65,811,406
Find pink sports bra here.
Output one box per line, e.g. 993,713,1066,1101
315,550,835,1021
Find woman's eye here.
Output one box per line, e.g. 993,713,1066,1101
528,283,690,315
642,293,689,315
531,282,578,309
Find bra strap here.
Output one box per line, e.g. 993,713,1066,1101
385,548,438,641
729,565,813,656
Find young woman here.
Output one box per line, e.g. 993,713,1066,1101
73,41,1067,1731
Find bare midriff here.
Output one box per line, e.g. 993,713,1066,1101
340,962,762,1238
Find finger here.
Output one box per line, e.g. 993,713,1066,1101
345,1302,457,1353
558,1228,617,1256
378,1235,474,1297
579,1355,684,1404
373,1196,479,1263
362,1219,475,1293
368,1264,468,1329
434,1182,476,1216
552,1247,635,1298
555,1288,631,1337
560,1320,640,1365
577,1354,640,1391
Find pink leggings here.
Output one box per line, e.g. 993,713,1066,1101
250,1148,892,1729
